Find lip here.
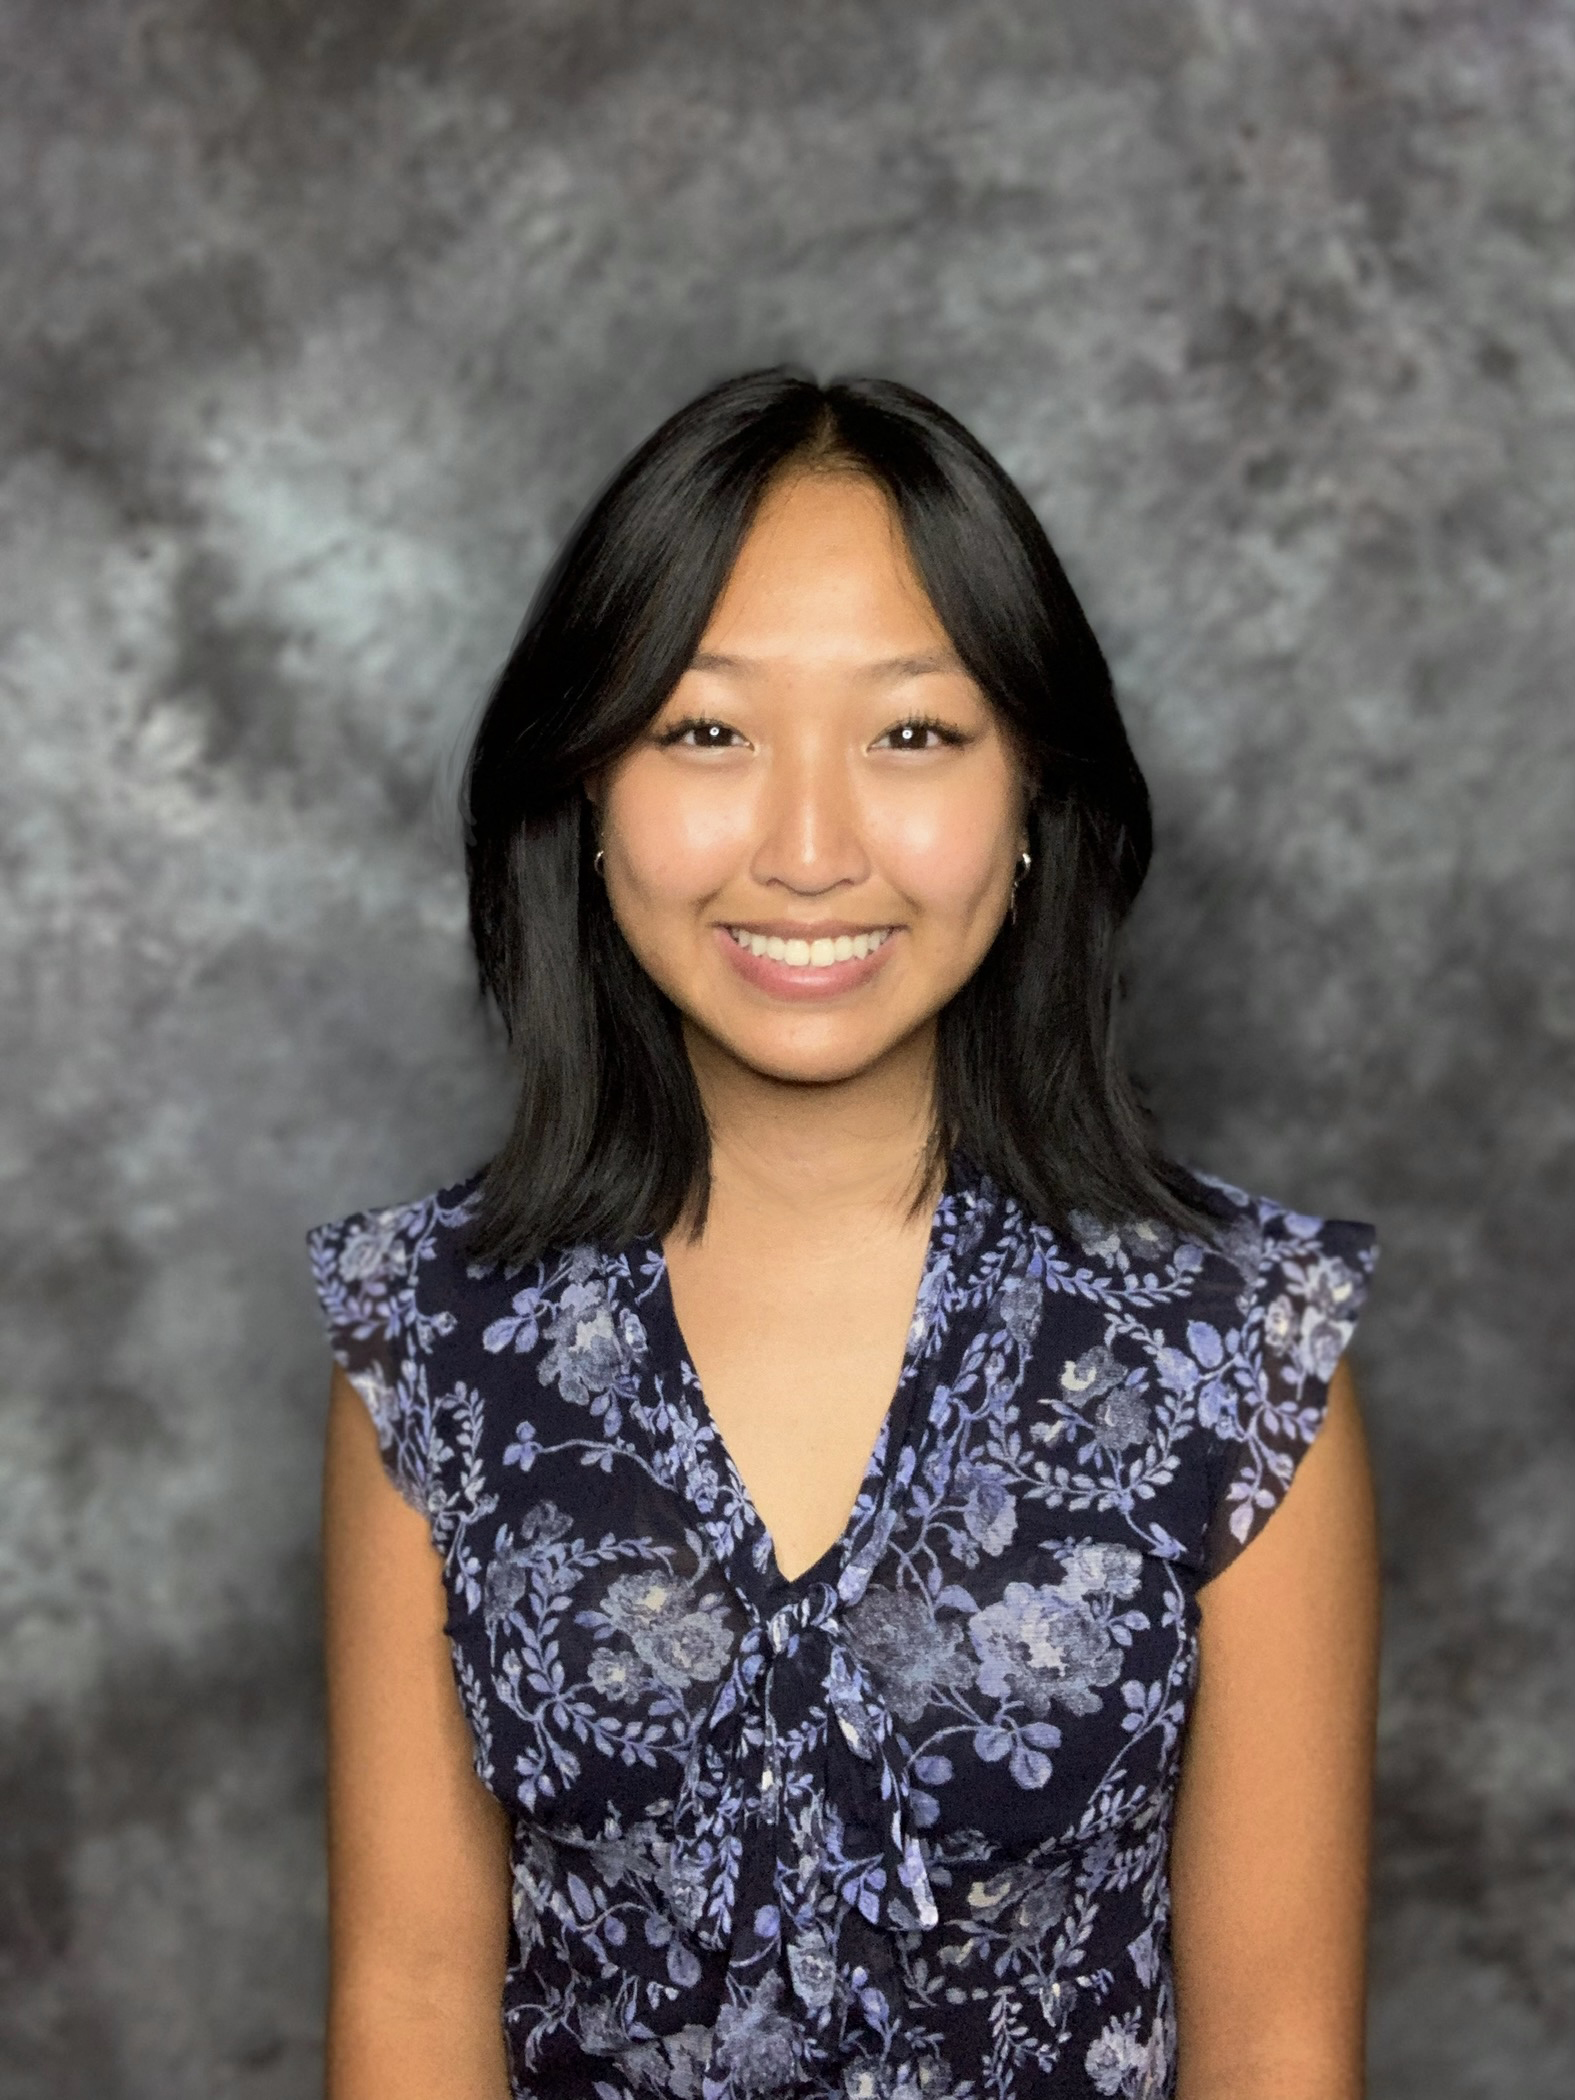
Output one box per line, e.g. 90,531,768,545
714,922,900,1002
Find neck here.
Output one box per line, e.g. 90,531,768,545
680,1019,942,1233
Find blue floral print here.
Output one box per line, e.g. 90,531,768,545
308,1162,1374,2098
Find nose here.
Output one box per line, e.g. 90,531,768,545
749,728,870,897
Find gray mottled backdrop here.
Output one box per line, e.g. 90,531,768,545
2,1,1570,2093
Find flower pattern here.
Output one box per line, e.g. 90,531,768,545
309,1162,1374,2098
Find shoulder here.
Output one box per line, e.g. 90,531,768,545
307,1169,489,1314
1210,1172,1377,1265
1008,1173,1377,1579
1036,1174,1377,1305
306,1167,650,1378
306,1169,501,1513
305,1172,485,1435
1181,1175,1378,1575
1191,1175,1379,1373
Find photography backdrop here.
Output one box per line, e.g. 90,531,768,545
2,2,1571,2093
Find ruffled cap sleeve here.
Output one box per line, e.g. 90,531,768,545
307,1202,433,1510
1205,1203,1378,1579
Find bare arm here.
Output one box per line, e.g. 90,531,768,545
1169,1358,1380,2100
322,1365,513,2099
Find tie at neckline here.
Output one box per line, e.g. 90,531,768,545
669,1578,939,1998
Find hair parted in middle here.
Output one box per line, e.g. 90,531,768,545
463,366,1212,1265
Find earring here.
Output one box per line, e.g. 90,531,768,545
592,846,605,879
1009,846,1032,924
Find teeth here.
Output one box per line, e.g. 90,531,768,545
729,928,891,967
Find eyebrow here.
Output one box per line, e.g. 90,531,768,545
687,647,964,679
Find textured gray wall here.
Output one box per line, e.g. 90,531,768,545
2,2,1570,2093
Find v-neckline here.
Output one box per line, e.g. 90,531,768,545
640,1173,959,1600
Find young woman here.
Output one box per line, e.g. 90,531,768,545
311,371,1379,2100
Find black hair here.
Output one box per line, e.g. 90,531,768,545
463,367,1213,1263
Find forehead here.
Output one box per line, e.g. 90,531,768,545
699,470,952,659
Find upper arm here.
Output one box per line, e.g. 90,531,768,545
1169,1357,1380,2100
322,1365,513,2100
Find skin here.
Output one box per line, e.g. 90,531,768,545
323,1370,512,2099
596,468,1026,1583
322,468,1380,2097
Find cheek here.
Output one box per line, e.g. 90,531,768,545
867,779,1017,917
607,766,751,902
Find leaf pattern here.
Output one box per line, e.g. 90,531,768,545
308,1163,1375,2098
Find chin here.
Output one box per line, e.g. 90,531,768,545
752,1053,884,1086
716,1022,923,1088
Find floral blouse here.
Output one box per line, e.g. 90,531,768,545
308,1161,1375,2100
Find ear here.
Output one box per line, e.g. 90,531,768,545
582,771,604,809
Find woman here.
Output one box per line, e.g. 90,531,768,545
311,371,1379,2100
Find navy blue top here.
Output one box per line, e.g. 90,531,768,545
309,1162,1375,2100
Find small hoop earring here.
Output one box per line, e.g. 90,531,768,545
1009,846,1032,924
592,847,605,879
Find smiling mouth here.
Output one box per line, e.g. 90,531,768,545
724,926,895,968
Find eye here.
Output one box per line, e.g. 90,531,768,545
874,715,970,753
655,716,748,751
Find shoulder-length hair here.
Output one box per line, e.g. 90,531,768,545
463,367,1209,1264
